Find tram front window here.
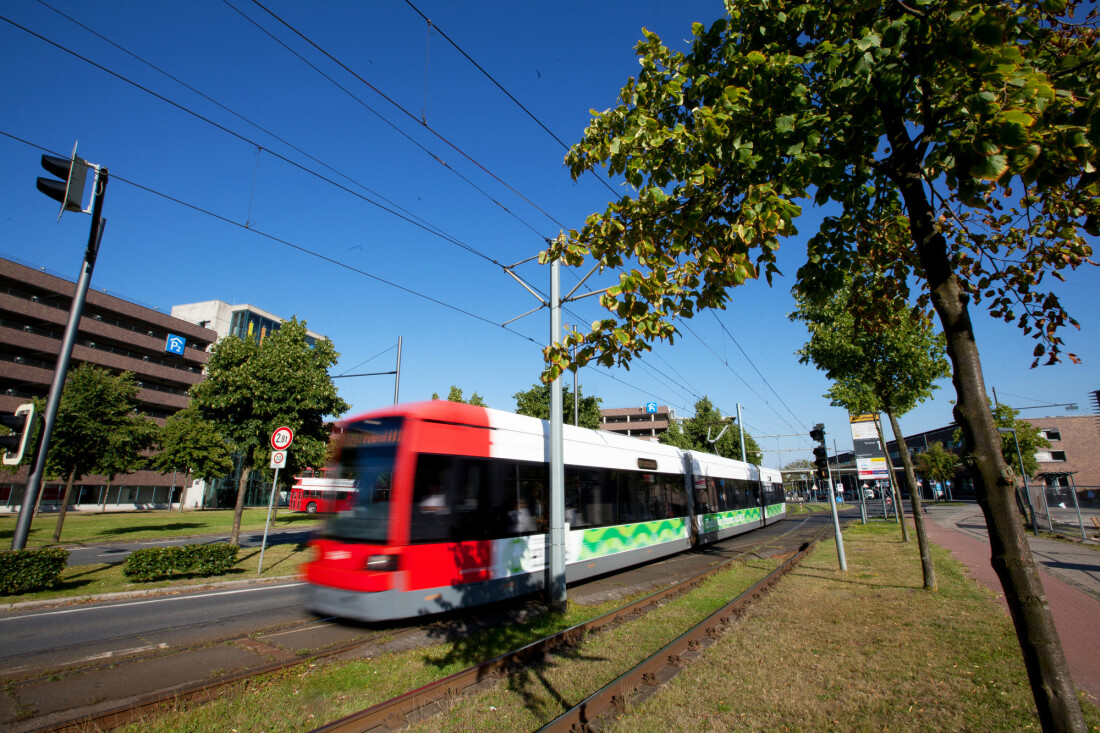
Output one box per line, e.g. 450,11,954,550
323,417,402,543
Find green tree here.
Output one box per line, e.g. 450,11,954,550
544,3,1096,725
151,407,235,509
436,386,488,407
915,442,960,501
661,396,762,464
513,383,603,429
189,319,349,545
45,365,156,542
792,284,950,588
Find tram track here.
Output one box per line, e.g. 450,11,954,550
20,509,829,732
313,510,827,733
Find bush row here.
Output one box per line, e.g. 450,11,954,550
0,547,70,595
122,543,239,582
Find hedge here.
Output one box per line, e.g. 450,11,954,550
122,543,239,582
0,547,70,595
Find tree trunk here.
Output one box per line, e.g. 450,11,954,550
886,410,936,591
885,114,1085,730
230,464,251,546
178,470,190,513
52,468,77,544
875,416,909,542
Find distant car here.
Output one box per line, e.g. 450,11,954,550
863,489,875,500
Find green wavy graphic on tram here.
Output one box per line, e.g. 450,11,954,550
578,518,686,561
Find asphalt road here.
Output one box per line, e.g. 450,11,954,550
0,580,311,676
62,527,316,566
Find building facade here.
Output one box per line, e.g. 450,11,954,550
598,406,676,442
0,256,217,512
170,300,322,347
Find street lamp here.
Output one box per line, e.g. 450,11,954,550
998,427,1040,537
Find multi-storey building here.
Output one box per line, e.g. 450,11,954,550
0,255,217,512
598,406,676,441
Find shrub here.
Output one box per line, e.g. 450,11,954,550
123,543,239,582
0,547,70,595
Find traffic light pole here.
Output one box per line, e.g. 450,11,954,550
11,168,107,550
810,423,846,572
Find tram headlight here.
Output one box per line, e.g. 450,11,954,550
366,554,398,571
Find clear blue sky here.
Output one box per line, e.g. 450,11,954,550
1,1,1096,469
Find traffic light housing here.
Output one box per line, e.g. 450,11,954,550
810,423,828,478
0,403,35,466
37,144,90,221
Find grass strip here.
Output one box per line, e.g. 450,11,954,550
612,521,1100,732
0,508,321,547
113,551,779,732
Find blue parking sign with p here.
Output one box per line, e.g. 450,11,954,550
646,402,658,414
165,334,186,355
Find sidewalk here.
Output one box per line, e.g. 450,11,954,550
919,502,1100,704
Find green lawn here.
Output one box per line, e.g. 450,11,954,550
0,508,322,547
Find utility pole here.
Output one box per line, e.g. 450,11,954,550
501,237,611,611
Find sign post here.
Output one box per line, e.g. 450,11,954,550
258,428,293,575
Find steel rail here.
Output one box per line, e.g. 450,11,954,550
536,535,821,732
312,513,825,733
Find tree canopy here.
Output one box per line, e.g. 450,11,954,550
44,364,156,541
189,318,349,543
658,396,762,464
151,407,235,485
513,382,603,430
433,386,488,407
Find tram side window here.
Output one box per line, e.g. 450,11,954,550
566,466,685,528
410,454,550,543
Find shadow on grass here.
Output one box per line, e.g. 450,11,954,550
98,522,206,537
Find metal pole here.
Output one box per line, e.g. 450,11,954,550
572,340,578,427
548,260,566,611
393,336,402,405
736,403,746,463
1067,474,1086,541
1001,428,1039,537
12,168,107,550
257,466,279,575
826,476,847,571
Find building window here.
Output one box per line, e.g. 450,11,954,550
1041,429,1061,441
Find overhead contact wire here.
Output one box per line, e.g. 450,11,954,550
248,0,571,232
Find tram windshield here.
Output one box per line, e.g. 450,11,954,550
322,417,403,543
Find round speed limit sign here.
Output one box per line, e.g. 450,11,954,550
271,426,294,450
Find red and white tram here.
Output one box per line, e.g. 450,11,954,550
303,400,785,622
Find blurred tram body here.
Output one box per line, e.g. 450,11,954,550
303,401,785,622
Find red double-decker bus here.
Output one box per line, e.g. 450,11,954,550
288,468,357,514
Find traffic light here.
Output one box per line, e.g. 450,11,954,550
37,144,90,221
813,445,829,478
0,403,35,466
810,423,828,478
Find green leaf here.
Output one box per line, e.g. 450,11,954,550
970,154,1009,181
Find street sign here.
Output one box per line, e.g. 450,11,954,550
165,334,185,355
271,450,287,469
271,426,294,450
645,402,658,414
